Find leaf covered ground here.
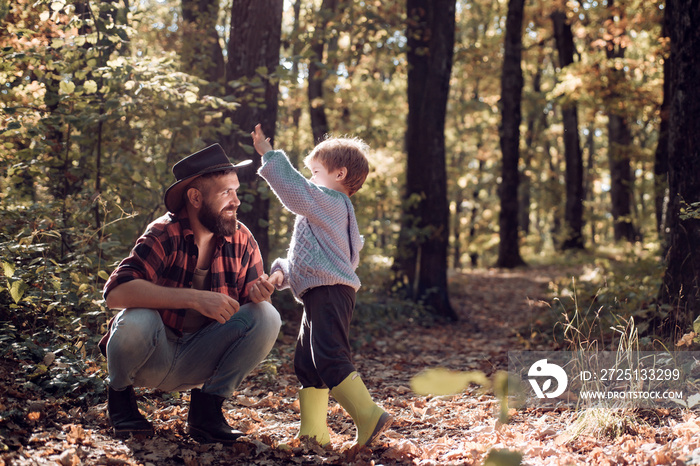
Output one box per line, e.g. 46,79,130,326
1,266,699,465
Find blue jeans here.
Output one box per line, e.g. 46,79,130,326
106,302,281,397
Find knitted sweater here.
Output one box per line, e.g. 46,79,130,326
258,150,363,300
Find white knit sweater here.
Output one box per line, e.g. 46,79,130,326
258,150,363,300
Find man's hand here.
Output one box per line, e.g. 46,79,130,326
194,290,240,324
251,124,273,156
248,274,275,303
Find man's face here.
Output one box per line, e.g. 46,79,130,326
197,172,241,236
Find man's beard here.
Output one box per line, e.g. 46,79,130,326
198,201,238,236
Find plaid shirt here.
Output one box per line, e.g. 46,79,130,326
102,210,264,334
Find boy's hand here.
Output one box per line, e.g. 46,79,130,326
269,270,284,287
251,124,273,156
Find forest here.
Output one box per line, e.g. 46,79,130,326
1,0,700,464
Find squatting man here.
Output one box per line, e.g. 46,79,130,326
100,143,281,443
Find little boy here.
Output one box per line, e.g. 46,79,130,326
251,124,392,447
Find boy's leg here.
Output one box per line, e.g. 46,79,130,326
298,285,357,389
292,285,356,445
293,309,326,389
297,387,331,445
299,286,392,446
331,372,393,446
293,302,331,444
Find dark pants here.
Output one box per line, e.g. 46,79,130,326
294,285,356,390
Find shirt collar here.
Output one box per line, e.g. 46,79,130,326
173,209,195,241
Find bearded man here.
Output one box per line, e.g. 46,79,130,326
99,144,281,444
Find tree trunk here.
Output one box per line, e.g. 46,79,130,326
605,0,637,242
307,0,337,143
518,162,531,235
224,0,283,267
519,66,534,238
607,116,636,241
495,0,526,268
585,123,597,245
654,4,671,238
468,159,485,268
452,192,464,269
657,0,700,338
393,0,457,320
288,0,303,167
181,0,225,87
551,10,585,250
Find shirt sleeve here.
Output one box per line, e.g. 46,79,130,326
258,150,344,223
236,226,265,305
270,258,291,291
103,232,167,299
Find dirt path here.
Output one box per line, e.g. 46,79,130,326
2,266,698,465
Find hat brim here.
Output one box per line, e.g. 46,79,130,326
164,159,252,213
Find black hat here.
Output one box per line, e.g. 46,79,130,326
164,144,252,213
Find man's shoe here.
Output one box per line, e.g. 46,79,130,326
187,388,244,444
107,386,154,438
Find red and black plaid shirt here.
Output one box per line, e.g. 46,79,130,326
103,210,264,334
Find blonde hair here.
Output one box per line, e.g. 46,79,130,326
304,137,370,196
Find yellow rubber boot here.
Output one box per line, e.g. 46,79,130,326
330,372,393,446
297,387,331,446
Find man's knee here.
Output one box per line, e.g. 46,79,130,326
108,308,162,353
256,301,282,333
239,301,281,343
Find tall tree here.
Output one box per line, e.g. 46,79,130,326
287,0,304,166
224,0,284,266
657,0,700,337
551,8,585,250
393,0,457,320
653,2,671,236
604,0,637,242
520,44,546,238
307,0,337,143
495,0,526,268
180,0,225,86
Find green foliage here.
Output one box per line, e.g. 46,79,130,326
0,333,105,399
0,0,675,406
0,202,109,374
0,0,246,401
352,291,435,340
680,200,700,221
545,246,666,348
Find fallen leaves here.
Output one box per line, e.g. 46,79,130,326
1,266,699,465
676,332,697,347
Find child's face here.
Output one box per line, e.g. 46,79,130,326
307,159,347,194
